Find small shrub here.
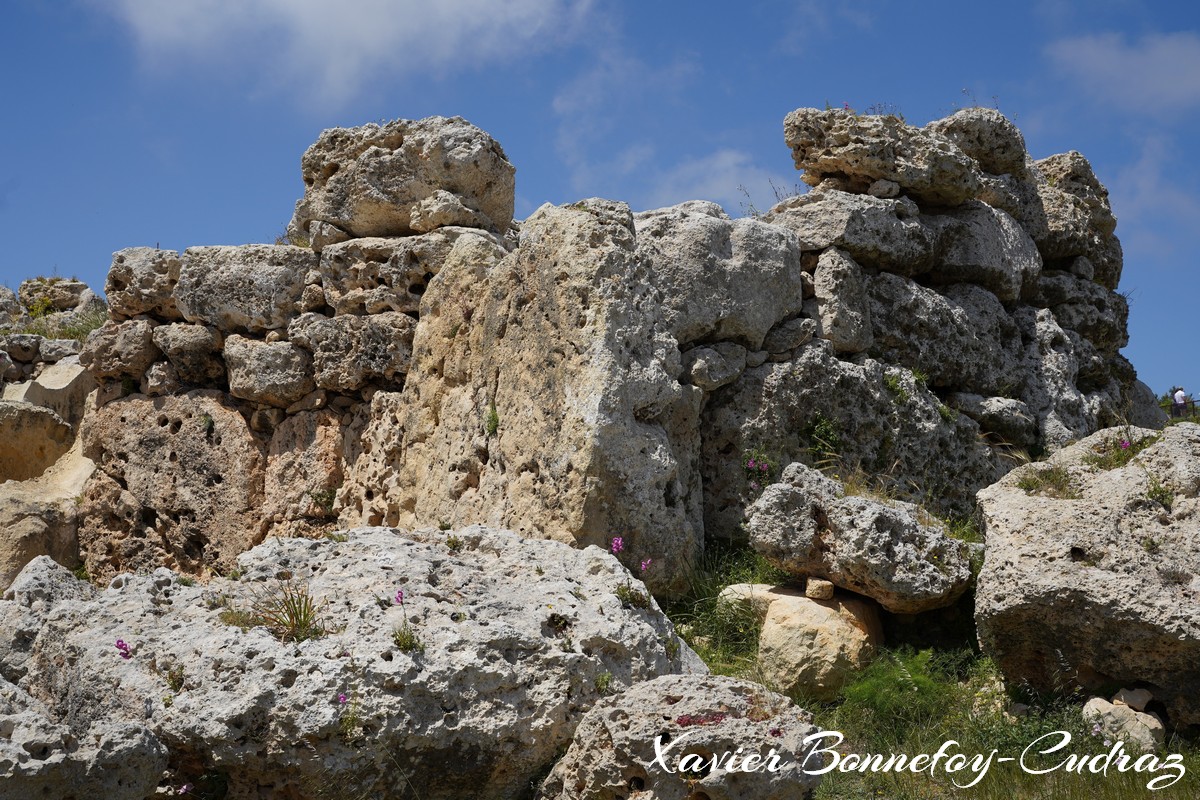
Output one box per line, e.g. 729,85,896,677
445,535,463,553
438,521,452,531
614,583,650,610
594,671,614,695
942,515,983,544
177,575,196,587
164,664,185,693
805,412,842,466
222,581,329,642
27,295,53,319
883,373,909,404
936,403,956,423
308,487,337,516
484,403,499,437
1142,536,1161,555
1148,477,1174,511
392,626,425,655
742,446,775,491
72,564,90,582
1015,464,1078,499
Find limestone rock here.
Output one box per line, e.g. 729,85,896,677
783,108,982,206
805,578,835,600
946,393,1037,446
18,278,89,314
289,116,515,240
1034,152,1122,289
319,228,506,315
762,316,816,355
925,107,1029,177
77,391,266,581
681,342,747,391
1082,698,1164,754
223,334,315,407
1113,687,1153,712
702,339,1004,530
811,248,872,353
151,323,225,385
924,201,1042,301
538,673,821,800
0,286,20,322
1,357,95,428
264,409,346,530
633,201,806,349
288,311,416,391
1128,380,1169,430
342,199,700,595
140,361,180,397
747,463,972,613
0,401,73,482
176,245,314,333
0,673,167,799
105,247,183,321
37,338,81,363
868,274,1024,395
976,424,1200,728
78,319,161,380
763,189,935,274
1032,272,1128,353
758,589,882,700
1,333,42,363
1,527,698,800
0,349,11,381
715,582,777,618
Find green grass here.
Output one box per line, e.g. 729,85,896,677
218,581,328,642
9,305,108,340
1082,432,1158,470
391,625,424,655
1015,464,1079,499
884,373,910,404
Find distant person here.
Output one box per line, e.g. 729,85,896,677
1173,386,1187,418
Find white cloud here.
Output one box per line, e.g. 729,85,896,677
643,149,801,217
1046,31,1200,115
1109,136,1200,262
97,0,592,106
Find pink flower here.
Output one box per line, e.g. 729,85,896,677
395,589,405,605
640,559,652,574
178,783,194,795
1120,440,1130,449
759,463,768,472
747,459,757,469
611,537,625,554
843,102,851,111
338,693,348,704
749,482,760,491
115,639,132,659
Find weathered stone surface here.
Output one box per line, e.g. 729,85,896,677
748,463,972,613
924,201,1042,301
289,116,516,240
810,248,872,353
764,189,935,273
0,401,73,482
1032,272,1129,352
1083,697,1165,754
176,245,314,333
0,673,167,799
139,361,180,397
702,339,1004,530
634,201,806,349
0,349,11,381
78,319,161,380
1034,152,1122,289
946,393,1037,446
37,338,81,363
976,424,1200,728
343,200,699,595
105,247,183,321
784,108,982,206
289,312,416,391
18,278,89,313
263,409,346,531
1,333,42,363
223,335,315,407
0,434,94,591
925,107,1029,177
0,286,20,321
1113,687,1154,712
77,392,266,581
762,316,816,355
681,341,747,391
758,589,882,700
539,673,821,800
868,274,1024,395
319,228,505,315
1128,380,1169,430
1,357,95,428
151,323,225,385
1,527,698,800
805,577,835,600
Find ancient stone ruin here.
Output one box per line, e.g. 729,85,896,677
2,107,1191,798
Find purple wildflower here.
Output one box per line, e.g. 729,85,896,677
178,783,194,795
611,536,625,554
640,559,652,574
749,481,760,491
395,589,405,605
338,693,348,704
1120,440,1130,449
747,459,757,469
115,639,132,659
760,463,768,472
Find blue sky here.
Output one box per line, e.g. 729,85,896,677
2,0,1198,399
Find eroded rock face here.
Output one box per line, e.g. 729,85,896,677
1,527,699,800
538,673,821,800
77,392,266,581
176,245,314,333
289,116,516,241
106,248,183,321
342,199,700,595
784,108,982,206
223,335,315,408
747,463,972,613
78,319,162,380
18,278,89,314
976,424,1200,728
0,401,73,482
288,311,415,391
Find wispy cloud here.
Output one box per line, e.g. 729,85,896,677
643,149,799,217
1046,31,1200,115
1110,136,1200,263
95,0,592,107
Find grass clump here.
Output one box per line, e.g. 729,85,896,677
1082,432,1158,471
805,411,842,466
218,581,328,642
484,403,499,437
391,625,424,655
884,373,910,404
1015,464,1078,499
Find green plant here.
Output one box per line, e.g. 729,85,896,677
742,446,776,491
392,626,424,654
884,373,910,404
805,411,842,466
614,583,650,609
324,532,348,542
164,664,185,693
1015,464,1078,499
1141,536,1161,555
594,671,614,695
308,487,337,516
484,403,499,437
937,403,956,423
177,575,196,587
72,564,90,582
217,581,328,642
445,535,463,553
1082,432,1157,470
438,521,452,531
274,228,312,248
1147,477,1174,511
338,691,362,743
27,295,53,319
